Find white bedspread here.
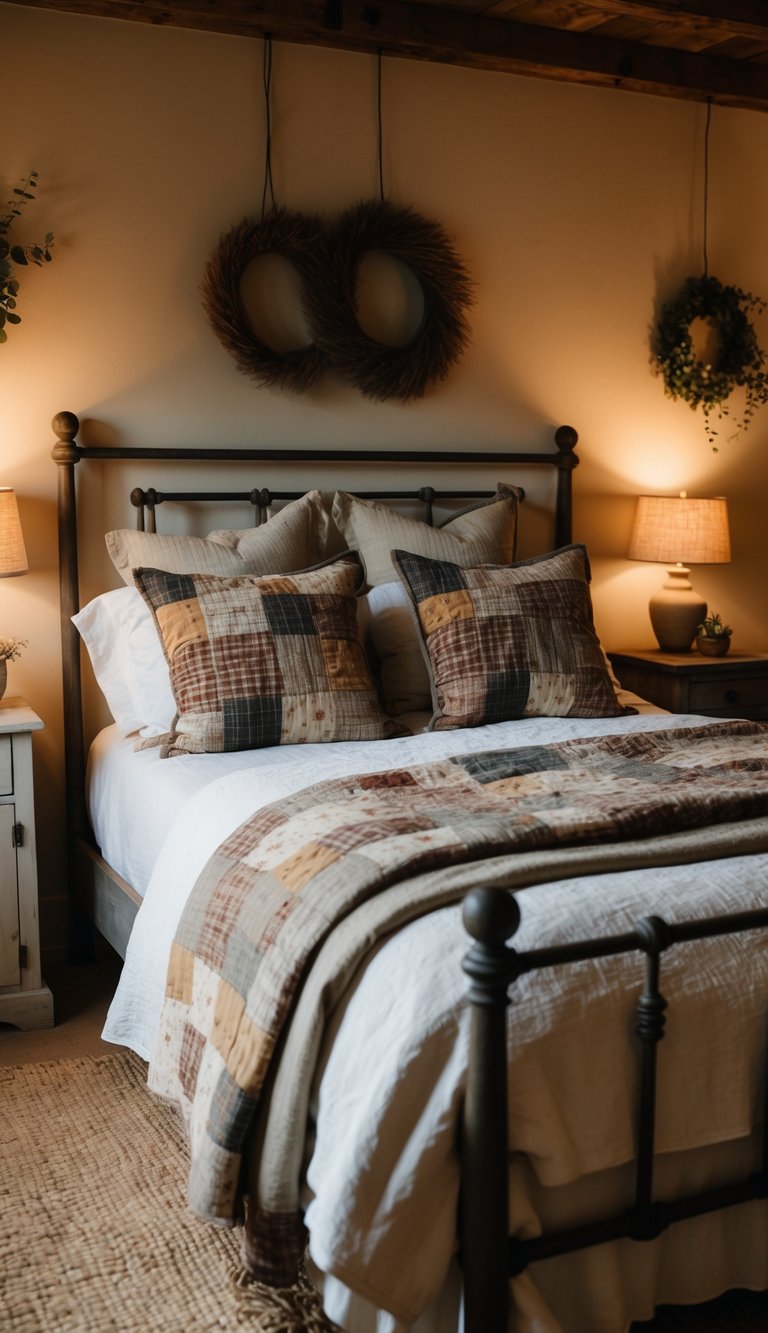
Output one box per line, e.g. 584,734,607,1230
101,706,768,1331
103,704,675,1058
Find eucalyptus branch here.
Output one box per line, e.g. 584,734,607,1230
0,169,54,344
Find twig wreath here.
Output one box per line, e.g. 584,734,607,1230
201,208,329,394
653,274,768,450
202,200,473,400
303,198,473,401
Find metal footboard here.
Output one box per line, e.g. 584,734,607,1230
460,886,768,1333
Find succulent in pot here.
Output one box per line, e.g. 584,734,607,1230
695,613,732,656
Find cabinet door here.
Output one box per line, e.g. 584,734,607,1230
0,803,20,987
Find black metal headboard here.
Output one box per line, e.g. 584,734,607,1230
51,409,578,942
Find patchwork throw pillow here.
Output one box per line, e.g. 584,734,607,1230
392,544,628,730
107,489,329,586
332,485,522,588
134,554,406,756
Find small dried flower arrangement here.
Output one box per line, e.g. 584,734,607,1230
0,636,26,661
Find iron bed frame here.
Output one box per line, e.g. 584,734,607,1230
52,409,768,1329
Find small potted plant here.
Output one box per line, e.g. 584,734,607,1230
0,637,25,699
695,613,732,657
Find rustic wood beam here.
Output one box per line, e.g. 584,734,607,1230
17,0,768,112
580,1,768,46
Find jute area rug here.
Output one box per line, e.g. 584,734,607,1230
0,1050,338,1332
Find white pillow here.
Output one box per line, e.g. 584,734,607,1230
365,581,432,716
72,587,176,738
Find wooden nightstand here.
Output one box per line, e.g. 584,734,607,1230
608,650,768,721
0,698,53,1029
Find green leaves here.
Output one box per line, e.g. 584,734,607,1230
697,612,732,638
0,169,54,342
653,274,768,450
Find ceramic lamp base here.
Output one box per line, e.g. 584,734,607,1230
648,566,706,653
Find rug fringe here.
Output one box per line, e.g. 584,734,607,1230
228,1263,340,1331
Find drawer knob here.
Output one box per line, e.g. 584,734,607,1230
724,689,738,704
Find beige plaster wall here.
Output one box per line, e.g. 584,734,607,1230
3,3,768,958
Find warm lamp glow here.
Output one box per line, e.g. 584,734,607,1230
0,488,28,577
628,493,730,652
628,494,731,566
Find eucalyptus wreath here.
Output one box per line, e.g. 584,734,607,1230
653,274,768,449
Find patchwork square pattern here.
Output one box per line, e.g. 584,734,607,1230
134,554,405,755
392,544,628,729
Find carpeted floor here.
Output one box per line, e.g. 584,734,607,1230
0,1050,336,1332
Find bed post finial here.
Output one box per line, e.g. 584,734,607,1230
52,411,89,960
554,423,579,459
553,424,579,548
51,410,81,449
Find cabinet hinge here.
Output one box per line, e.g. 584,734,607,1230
12,822,23,848
19,943,28,969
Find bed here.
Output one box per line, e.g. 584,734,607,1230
53,410,768,1333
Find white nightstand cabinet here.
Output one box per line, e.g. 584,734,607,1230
0,698,53,1029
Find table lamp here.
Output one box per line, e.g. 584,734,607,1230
0,488,28,577
628,492,730,652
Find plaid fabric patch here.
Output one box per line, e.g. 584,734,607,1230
392,544,630,729
134,554,406,755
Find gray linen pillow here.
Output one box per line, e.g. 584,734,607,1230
106,490,329,586
331,486,522,589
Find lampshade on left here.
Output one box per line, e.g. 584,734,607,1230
0,488,28,577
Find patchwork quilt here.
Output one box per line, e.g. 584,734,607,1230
147,719,768,1284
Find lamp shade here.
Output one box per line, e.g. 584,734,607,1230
628,493,730,652
628,494,731,566
0,488,28,577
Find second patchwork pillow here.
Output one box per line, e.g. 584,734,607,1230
392,544,628,729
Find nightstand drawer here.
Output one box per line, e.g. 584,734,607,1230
689,676,767,713
0,736,11,795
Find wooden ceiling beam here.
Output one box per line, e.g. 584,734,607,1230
579,2,768,47
17,0,768,112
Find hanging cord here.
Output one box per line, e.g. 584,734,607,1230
702,97,712,278
260,35,276,220
377,48,385,201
